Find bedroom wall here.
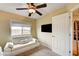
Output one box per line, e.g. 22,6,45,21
31,20,37,38
36,4,77,49
36,6,68,49
0,10,37,49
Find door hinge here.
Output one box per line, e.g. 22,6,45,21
69,16,71,19
69,51,71,53
69,34,71,36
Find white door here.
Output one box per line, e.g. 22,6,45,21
52,13,71,56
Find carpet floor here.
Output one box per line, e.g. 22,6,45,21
17,45,59,56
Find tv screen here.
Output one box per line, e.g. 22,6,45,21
41,24,52,32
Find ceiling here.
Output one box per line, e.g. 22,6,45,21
0,3,67,19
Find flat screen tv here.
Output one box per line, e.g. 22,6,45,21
41,24,52,32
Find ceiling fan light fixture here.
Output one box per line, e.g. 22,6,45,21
28,9,35,13
16,3,47,17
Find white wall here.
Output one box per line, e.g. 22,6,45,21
37,17,52,49
36,6,68,49
36,4,76,50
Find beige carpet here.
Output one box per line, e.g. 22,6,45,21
17,45,59,56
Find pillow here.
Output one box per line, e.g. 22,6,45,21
7,42,13,49
0,46,3,56
0,46,2,52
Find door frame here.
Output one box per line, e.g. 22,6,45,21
69,4,79,56
52,12,72,56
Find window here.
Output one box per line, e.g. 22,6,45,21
23,27,31,35
11,22,32,44
11,25,31,36
11,27,22,36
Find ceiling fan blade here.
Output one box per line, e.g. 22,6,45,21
36,3,47,9
31,3,35,6
16,8,28,10
28,13,32,16
36,10,42,16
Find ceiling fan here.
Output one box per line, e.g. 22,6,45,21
16,3,47,17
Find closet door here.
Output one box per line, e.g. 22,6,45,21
52,13,71,56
